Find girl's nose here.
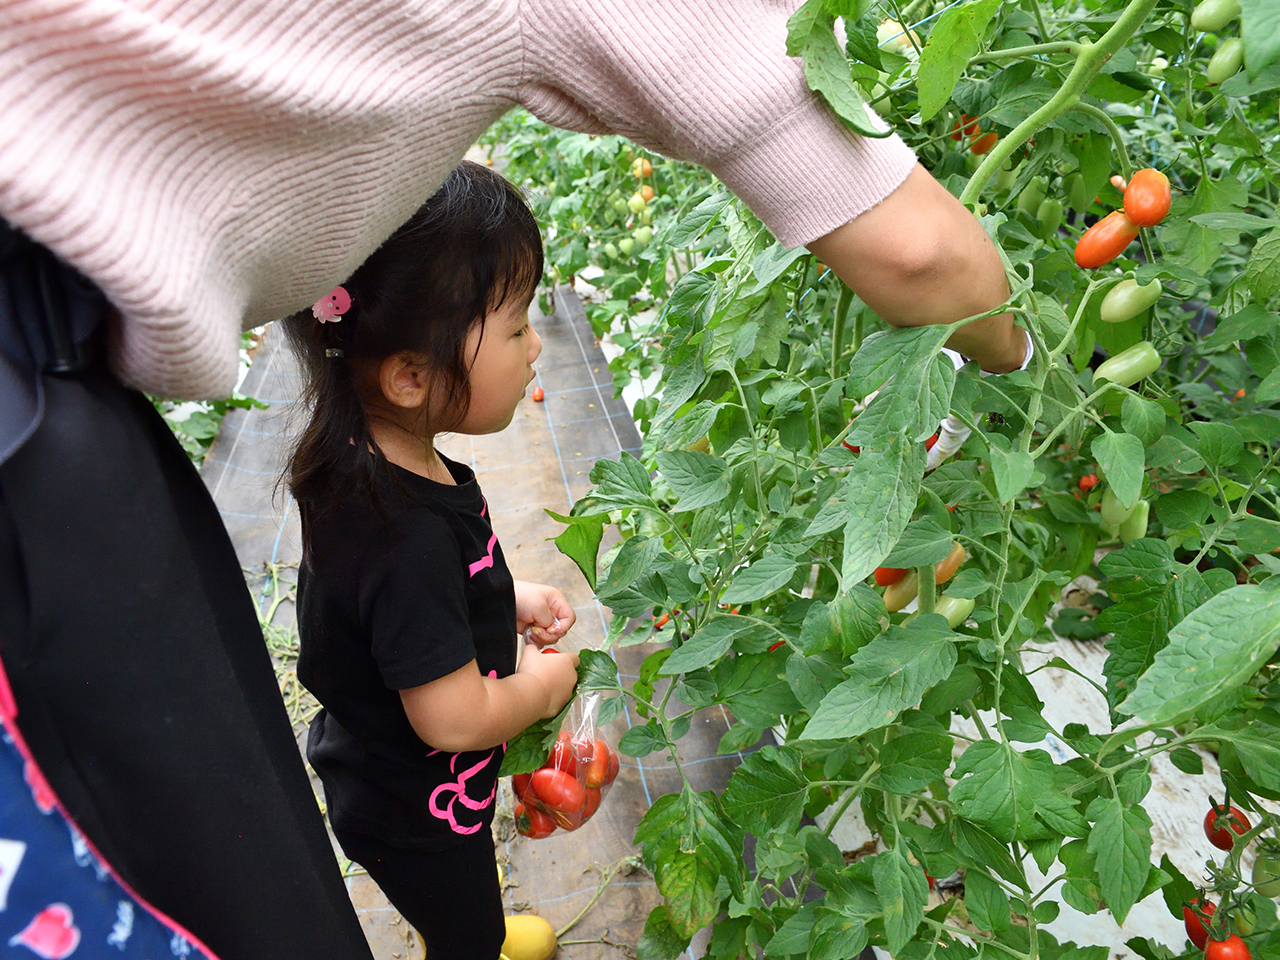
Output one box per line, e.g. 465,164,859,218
528,325,543,363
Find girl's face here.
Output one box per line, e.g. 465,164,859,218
454,293,542,435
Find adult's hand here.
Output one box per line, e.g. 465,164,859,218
807,164,1027,374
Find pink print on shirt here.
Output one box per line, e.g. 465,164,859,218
425,670,507,834
468,500,498,578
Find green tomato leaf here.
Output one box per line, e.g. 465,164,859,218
545,509,604,591
801,616,958,740
577,648,621,691
1086,796,1153,924
797,13,893,138
916,0,1003,120
654,449,731,512
1187,421,1244,471
1091,432,1146,510
722,745,809,835
1198,711,1280,792
1241,0,1280,78
841,433,929,587
636,907,691,960
1121,585,1280,724
619,721,670,758
655,846,722,938
720,554,800,605
588,452,654,508
987,440,1037,503
1121,394,1166,448
664,191,732,248
951,741,1090,842
871,845,928,953
964,868,1012,933
1247,229,1280,300
879,731,953,793
882,518,955,568
1097,542,1212,720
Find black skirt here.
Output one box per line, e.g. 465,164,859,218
0,366,374,960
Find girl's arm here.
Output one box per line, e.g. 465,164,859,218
399,645,580,753
513,580,576,645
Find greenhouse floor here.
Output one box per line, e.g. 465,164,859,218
200,287,743,959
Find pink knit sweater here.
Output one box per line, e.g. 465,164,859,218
0,0,917,399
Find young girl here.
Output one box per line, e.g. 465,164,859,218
283,161,581,960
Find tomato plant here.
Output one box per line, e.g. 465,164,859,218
493,0,1280,951
1205,802,1252,850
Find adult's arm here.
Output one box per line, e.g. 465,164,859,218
807,166,1027,372
519,0,1022,372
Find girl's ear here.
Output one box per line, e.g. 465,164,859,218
378,354,430,409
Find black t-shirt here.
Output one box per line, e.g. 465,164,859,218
296,454,518,850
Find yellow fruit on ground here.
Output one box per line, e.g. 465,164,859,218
502,915,557,960
497,860,504,886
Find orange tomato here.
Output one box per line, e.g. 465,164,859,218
970,132,999,155
1074,211,1140,269
640,184,654,202
531,385,544,401
1123,168,1172,227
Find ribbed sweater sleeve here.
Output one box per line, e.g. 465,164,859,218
517,0,918,248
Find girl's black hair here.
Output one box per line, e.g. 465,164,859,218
283,160,542,519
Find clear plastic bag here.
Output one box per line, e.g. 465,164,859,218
512,689,619,839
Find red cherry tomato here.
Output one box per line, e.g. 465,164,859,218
584,786,601,818
768,640,787,652
654,613,669,629
1074,210,1140,268
605,747,620,785
1185,898,1215,950
925,432,939,451
559,785,603,831
550,731,579,777
970,132,999,155
926,873,936,891
1123,168,1172,228
512,773,532,801
584,739,611,788
1079,473,1099,492
1204,803,1250,850
531,767,586,814
1205,934,1251,960
875,567,907,587
515,802,556,839
531,385,544,402
539,647,559,654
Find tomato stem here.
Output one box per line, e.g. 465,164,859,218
969,40,1080,64
918,558,936,614
1071,103,1134,179
831,283,854,378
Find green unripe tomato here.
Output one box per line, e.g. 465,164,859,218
1119,499,1150,542
627,192,647,214
1065,173,1090,212
1233,902,1257,937
617,238,635,256
612,197,630,214
1149,56,1168,78
640,208,653,225
1253,850,1280,897
602,243,619,259
633,226,653,247
1190,0,1241,31
1100,279,1162,323
1101,487,1138,527
1017,177,1049,216
935,595,976,629
1036,198,1064,241
1094,341,1161,388
1207,38,1244,84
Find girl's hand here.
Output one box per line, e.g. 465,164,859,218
513,580,576,645
516,644,579,717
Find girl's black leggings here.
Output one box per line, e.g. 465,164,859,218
334,826,506,960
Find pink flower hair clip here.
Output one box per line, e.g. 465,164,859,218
312,285,351,323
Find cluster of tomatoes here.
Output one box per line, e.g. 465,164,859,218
512,732,620,839
1074,167,1171,268
1181,800,1280,960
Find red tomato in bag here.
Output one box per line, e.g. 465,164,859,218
515,802,556,839
532,767,586,814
